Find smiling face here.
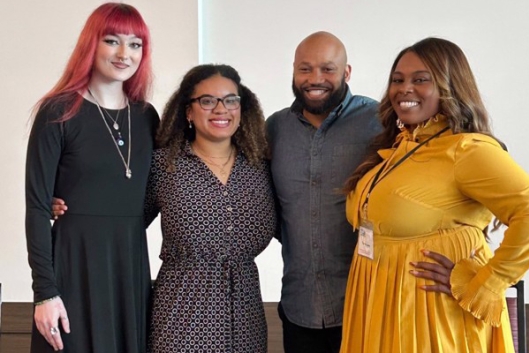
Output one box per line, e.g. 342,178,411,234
187,75,241,144
389,51,440,129
92,33,143,85
292,32,351,120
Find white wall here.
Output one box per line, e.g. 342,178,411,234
0,0,198,301
2,0,529,302
200,0,529,301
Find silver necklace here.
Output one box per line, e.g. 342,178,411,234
101,108,125,145
88,89,132,179
103,107,121,130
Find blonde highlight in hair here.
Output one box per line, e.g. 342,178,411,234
156,64,267,171
345,37,501,193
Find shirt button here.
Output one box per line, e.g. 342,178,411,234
227,206,232,211
313,242,319,248
311,181,317,186
220,255,227,261
227,226,233,231
223,191,228,196
311,210,317,216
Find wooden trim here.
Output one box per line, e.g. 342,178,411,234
1,303,33,334
3,301,529,353
0,302,284,353
264,302,283,352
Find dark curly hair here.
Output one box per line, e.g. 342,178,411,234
345,37,501,193
157,64,267,170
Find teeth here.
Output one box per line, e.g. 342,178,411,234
211,120,229,126
400,101,418,108
307,90,327,97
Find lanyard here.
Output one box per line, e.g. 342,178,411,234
362,126,449,220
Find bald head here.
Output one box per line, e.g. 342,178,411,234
292,32,351,122
294,31,348,68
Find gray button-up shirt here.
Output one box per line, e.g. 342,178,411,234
266,89,381,328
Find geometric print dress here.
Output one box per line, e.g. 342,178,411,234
144,144,277,353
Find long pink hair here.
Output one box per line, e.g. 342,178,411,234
35,2,153,121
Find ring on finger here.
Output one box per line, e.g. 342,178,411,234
50,327,59,335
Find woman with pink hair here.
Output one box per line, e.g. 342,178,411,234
25,3,158,352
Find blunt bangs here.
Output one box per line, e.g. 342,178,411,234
101,5,149,42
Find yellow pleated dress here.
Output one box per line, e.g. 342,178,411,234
341,116,529,353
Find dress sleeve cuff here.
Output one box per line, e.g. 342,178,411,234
450,258,508,327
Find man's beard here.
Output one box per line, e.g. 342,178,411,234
292,76,347,115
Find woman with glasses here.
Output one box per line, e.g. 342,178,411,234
144,64,277,353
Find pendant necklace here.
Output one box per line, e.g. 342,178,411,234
102,107,121,130
103,109,125,146
93,94,125,146
88,88,132,179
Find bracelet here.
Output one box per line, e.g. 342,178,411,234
34,296,60,306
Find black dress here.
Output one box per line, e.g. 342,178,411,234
144,145,277,353
25,98,159,353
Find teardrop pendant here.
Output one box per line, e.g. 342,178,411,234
113,122,119,130
126,169,132,179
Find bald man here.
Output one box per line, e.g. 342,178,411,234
266,32,381,353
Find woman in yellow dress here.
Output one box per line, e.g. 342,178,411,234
340,37,529,352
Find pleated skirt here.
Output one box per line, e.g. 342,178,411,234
340,227,514,353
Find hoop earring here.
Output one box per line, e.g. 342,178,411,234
396,118,405,130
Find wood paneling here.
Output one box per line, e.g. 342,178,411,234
0,334,31,353
0,302,33,353
264,302,283,353
4,301,529,353
0,302,284,353
1,303,33,333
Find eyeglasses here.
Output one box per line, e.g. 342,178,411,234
189,95,241,110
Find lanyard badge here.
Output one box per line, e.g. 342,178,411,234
358,200,374,259
358,219,374,260
356,126,450,261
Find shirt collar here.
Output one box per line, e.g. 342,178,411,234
396,113,450,144
378,114,450,160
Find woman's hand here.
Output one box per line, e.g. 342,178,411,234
410,249,455,296
34,297,70,351
51,198,68,220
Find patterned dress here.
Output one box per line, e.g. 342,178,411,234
145,144,277,353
